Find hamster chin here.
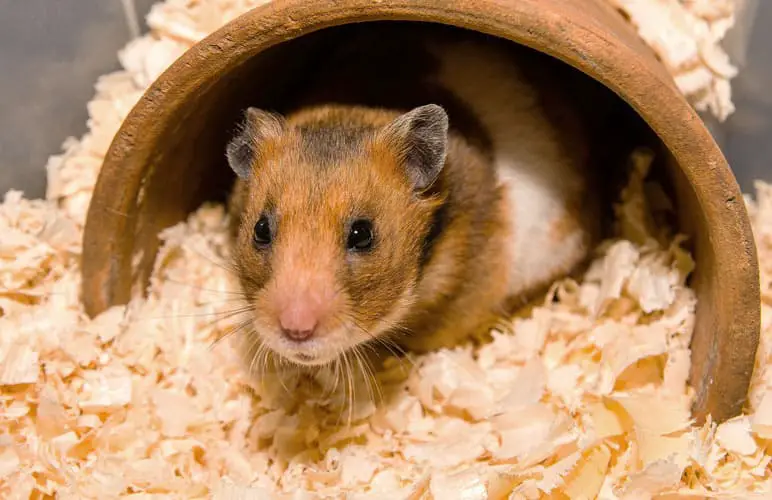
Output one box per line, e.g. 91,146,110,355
246,310,388,369
245,284,417,369
260,324,365,368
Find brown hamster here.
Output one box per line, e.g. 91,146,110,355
225,29,600,368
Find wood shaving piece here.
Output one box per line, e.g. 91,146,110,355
402,420,491,468
214,479,275,500
751,392,772,440
83,306,127,344
700,39,738,79
612,390,692,436
534,450,582,494
493,405,578,469
36,387,72,439
715,416,759,456
612,390,695,467
151,388,204,438
50,431,79,455
0,447,20,480
561,444,612,499
590,241,640,314
620,459,684,499
429,468,488,500
586,400,626,441
600,323,669,386
0,339,39,386
626,256,680,313
338,447,380,487
663,348,693,395
496,359,546,412
77,369,132,412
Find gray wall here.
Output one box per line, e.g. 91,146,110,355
710,0,772,192
0,0,154,198
0,1,770,198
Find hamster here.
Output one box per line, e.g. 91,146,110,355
225,27,600,368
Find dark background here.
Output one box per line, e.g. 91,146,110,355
0,0,769,197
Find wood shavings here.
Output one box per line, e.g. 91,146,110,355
428,468,489,500
607,0,741,121
751,392,772,439
0,339,39,386
16,141,720,498
0,178,711,495
563,444,612,499
2,0,770,498
715,416,758,455
621,459,684,498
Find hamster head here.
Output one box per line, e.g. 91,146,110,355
226,104,449,366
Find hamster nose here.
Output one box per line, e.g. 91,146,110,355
279,304,319,342
281,327,316,342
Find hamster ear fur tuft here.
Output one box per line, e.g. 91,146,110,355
226,107,285,179
379,104,449,191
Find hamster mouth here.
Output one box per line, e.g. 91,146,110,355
250,314,387,369
285,351,330,367
271,337,343,367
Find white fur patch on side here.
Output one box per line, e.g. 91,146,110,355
429,39,590,294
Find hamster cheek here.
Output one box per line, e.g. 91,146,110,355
344,256,417,337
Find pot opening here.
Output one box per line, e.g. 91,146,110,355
174,21,682,249
83,17,758,424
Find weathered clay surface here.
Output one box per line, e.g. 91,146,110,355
82,0,760,423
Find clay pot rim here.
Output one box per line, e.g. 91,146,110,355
85,0,760,421
98,0,749,247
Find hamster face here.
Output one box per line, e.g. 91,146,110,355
228,105,448,367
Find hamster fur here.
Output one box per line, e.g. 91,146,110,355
225,28,600,368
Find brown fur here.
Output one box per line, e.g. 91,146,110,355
229,103,510,359
228,24,600,366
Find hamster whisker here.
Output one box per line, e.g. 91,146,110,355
158,277,248,297
147,305,252,322
209,316,253,350
353,344,382,407
187,297,253,307
334,357,343,396
129,305,252,351
322,358,340,398
275,355,293,397
333,352,347,426
335,318,383,408
251,341,287,396
182,242,240,277
134,303,252,330
180,306,254,337
340,350,355,428
347,316,414,374
246,333,265,380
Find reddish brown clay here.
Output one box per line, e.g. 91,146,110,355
82,0,760,423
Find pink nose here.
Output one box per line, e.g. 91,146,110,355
279,303,319,342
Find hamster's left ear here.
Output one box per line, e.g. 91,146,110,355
379,104,449,191
226,107,285,179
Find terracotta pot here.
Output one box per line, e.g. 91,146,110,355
82,0,760,423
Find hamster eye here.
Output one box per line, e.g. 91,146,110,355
347,219,374,251
253,215,272,248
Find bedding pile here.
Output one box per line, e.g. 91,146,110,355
607,0,744,121
1,0,769,498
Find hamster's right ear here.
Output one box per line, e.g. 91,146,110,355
226,107,285,179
